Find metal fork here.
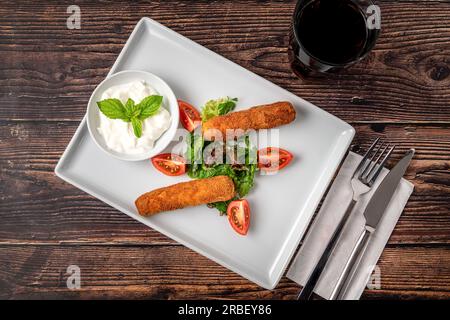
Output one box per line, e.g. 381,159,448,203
297,138,395,300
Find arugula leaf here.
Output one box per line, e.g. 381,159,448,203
187,134,256,208
188,161,234,180
209,201,230,215
208,198,237,215
238,135,258,196
201,97,237,122
131,117,142,138
97,98,128,120
235,164,256,197
138,95,163,120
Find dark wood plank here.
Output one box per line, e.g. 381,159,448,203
0,0,449,300
0,244,448,299
0,121,449,245
0,1,449,122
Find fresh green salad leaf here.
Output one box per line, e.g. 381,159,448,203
208,199,235,215
97,95,162,138
185,97,259,215
205,165,255,215
235,164,256,197
201,97,237,122
188,163,236,180
186,127,258,215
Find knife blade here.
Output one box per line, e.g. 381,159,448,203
331,148,415,299
364,148,414,230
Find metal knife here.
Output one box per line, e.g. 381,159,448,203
330,148,415,300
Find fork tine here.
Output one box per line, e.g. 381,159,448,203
352,137,380,178
362,144,388,183
367,145,396,186
359,141,383,180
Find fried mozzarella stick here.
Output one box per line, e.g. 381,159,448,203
202,101,296,140
135,176,235,216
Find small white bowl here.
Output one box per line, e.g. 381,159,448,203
86,70,179,161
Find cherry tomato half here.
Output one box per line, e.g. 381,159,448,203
151,153,186,176
178,100,201,132
227,199,250,236
257,147,293,172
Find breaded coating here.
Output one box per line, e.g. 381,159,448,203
135,175,235,216
202,101,296,140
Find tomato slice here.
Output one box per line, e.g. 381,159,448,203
258,147,293,172
227,199,250,236
151,153,186,176
178,100,201,132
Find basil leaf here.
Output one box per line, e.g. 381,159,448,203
125,98,134,110
131,118,143,138
124,98,135,120
97,98,127,120
137,95,163,120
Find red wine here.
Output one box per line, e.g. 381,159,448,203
294,0,369,65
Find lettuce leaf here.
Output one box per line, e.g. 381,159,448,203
201,97,237,122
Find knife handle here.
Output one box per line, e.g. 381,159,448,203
330,227,372,300
297,199,357,300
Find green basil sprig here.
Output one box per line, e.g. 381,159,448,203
97,95,163,138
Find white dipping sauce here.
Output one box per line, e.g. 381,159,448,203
97,80,171,154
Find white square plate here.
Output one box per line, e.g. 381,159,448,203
55,18,355,289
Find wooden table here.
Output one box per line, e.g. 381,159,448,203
1,0,449,299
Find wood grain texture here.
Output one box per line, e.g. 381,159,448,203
0,245,448,299
0,0,449,299
0,1,449,122
0,121,449,245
